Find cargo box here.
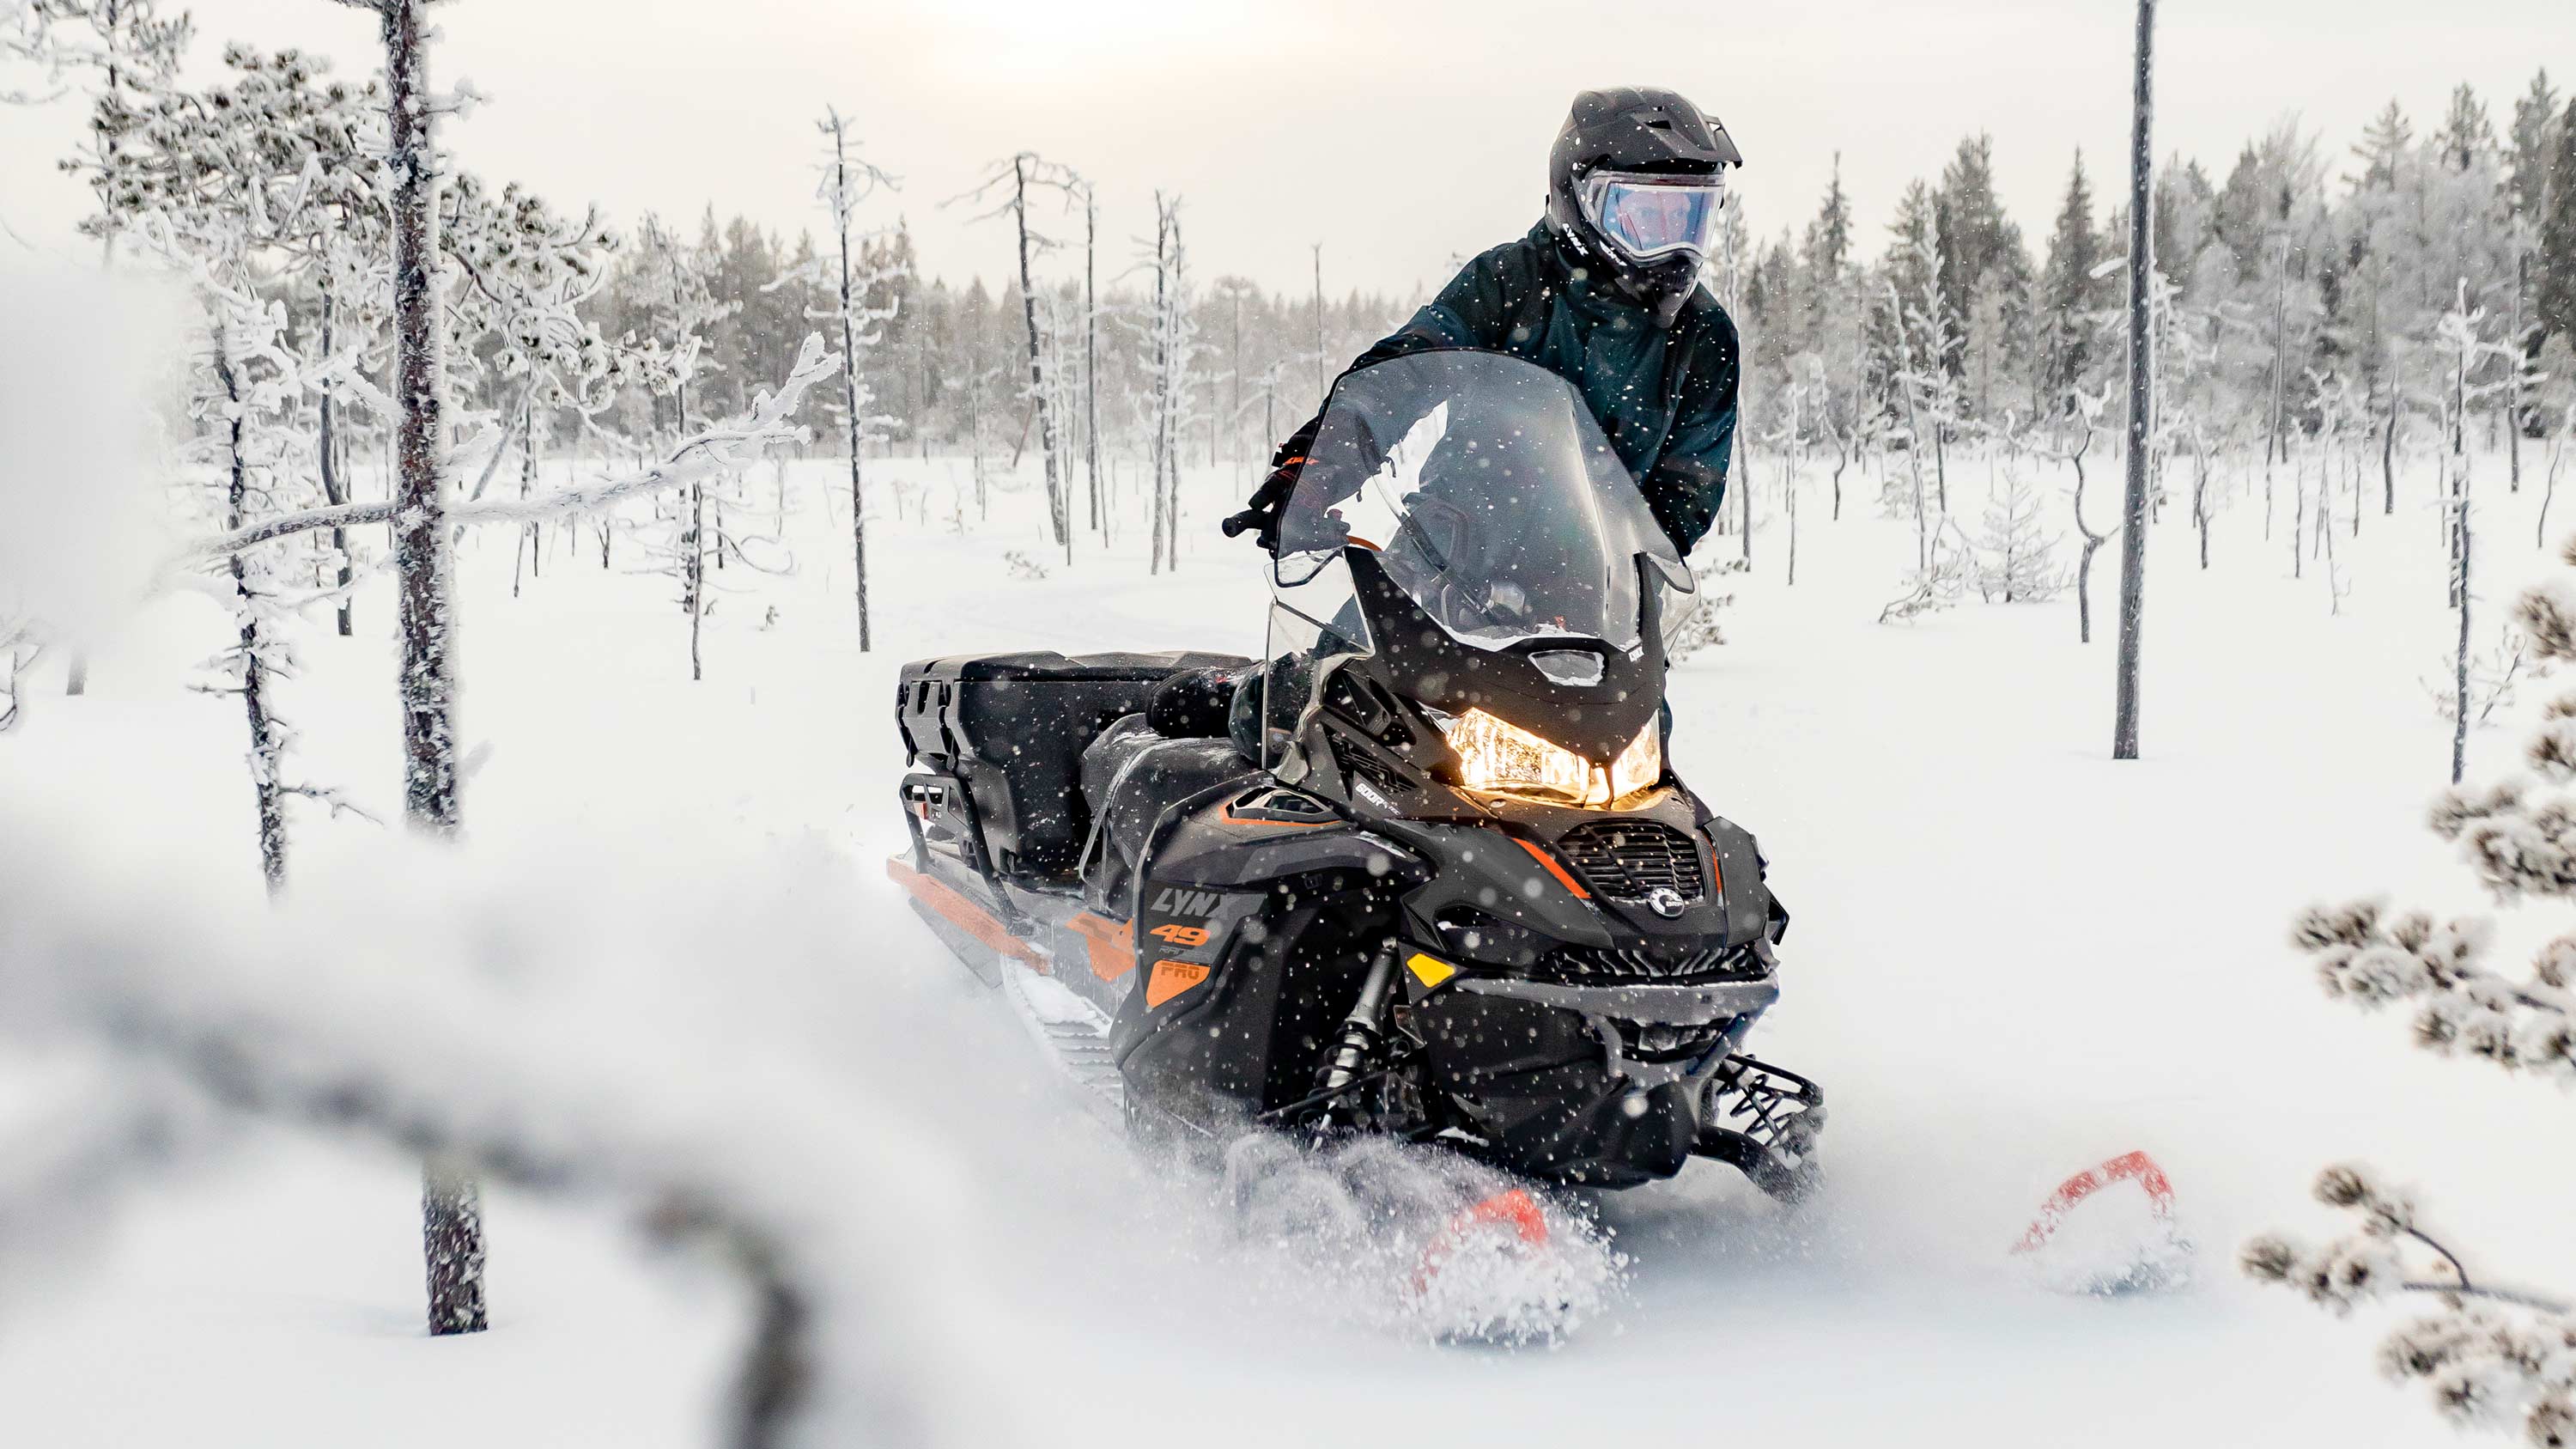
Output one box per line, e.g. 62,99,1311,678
896,650,1251,881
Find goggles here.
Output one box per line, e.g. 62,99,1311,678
1579,170,1728,262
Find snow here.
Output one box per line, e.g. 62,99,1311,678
3,430,2574,1446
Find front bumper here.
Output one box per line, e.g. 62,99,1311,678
1411,965,1777,1186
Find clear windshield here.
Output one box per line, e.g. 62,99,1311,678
1274,350,1689,654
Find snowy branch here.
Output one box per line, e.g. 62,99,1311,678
2245,1166,2573,1442
174,335,837,563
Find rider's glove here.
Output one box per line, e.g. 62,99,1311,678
1223,417,1324,555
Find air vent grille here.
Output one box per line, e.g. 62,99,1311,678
1557,821,1705,903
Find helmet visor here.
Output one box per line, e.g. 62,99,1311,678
1582,173,1726,261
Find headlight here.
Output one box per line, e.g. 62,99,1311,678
1440,708,1661,807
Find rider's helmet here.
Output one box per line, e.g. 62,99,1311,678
1544,87,1743,329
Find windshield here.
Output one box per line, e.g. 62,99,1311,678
1274,350,1688,654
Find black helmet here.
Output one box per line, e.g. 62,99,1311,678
1545,87,1743,327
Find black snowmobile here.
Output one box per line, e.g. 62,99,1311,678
891,349,1821,1196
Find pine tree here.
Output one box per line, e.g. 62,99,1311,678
1972,467,2062,603
2433,82,2497,174
2509,70,2563,222
1933,134,2033,411
2038,152,2106,411
2214,141,2274,277
2354,100,2414,192
2542,99,2576,351
1801,154,1851,283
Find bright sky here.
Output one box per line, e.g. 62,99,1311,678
1,0,2566,301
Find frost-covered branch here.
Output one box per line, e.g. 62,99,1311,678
2289,899,2575,1080
2257,531,2576,1442
176,335,837,562
2244,1166,2573,1442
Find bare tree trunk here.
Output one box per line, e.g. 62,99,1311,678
1007,157,1068,562
1148,203,1171,576
1084,189,1101,537
2541,414,2569,549
377,0,483,1336
915,301,930,462
2448,348,2468,611
688,481,704,682
2263,233,2289,539
826,113,872,652
512,399,534,600
319,289,355,636
1886,281,1932,571
2509,248,2527,492
2452,455,2473,785
2069,438,2111,643
214,338,286,896
1738,432,1753,564
2112,0,2157,763
2382,372,2400,517
2192,438,2209,570
1311,243,1325,400
1830,429,1847,521
1784,453,1798,588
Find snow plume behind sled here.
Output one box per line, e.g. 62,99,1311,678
2011,1150,2196,1298
1214,1132,1626,1345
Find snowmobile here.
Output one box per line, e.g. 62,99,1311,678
890,348,1822,1198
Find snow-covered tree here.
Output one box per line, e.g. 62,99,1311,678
1138,192,1199,575
620,214,744,681
2433,281,2528,782
806,107,900,648
179,265,360,893
1970,454,2063,605
956,152,1081,561
441,172,631,601
1880,229,1963,572
2028,387,2114,637
2111,0,2158,762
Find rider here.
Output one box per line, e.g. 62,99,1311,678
1224,85,1746,560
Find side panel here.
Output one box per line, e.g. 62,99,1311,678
1109,788,1408,1131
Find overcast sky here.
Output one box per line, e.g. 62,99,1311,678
1,1,2566,301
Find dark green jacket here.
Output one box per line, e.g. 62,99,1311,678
1295,222,1741,552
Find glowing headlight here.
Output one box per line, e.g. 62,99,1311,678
1440,709,1662,807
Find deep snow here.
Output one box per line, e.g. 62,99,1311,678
3,433,2573,1446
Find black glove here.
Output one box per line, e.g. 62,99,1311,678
1224,417,1326,554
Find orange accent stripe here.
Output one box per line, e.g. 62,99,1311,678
1279,455,1312,468
1221,802,1339,830
1513,837,1591,899
887,855,1046,971
1066,911,1137,983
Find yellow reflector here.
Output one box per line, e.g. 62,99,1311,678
1406,952,1456,989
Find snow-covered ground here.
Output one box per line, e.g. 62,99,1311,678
4,440,2572,1446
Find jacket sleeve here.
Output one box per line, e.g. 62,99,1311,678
1638,306,1741,554
1230,249,1522,548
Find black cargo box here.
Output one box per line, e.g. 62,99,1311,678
897,650,1251,880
